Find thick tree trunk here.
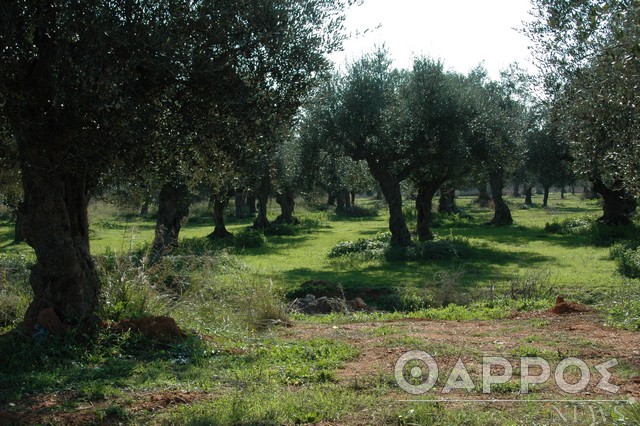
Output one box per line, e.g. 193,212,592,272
335,190,346,213
252,177,270,229
367,160,411,246
13,205,25,244
20,162,100,326
592,179,637,225
524,185,533,205
416,182,440,241
235,192,248,219
542,185,550,207
477,183,491,206
246,192,257,215
327,191,336,206
438,186,457,215
489,171,513,225
151,183,190,261
209,196,233,239
275,189,299,224
343,188,351,210
8,11,101,327
560,187,566,199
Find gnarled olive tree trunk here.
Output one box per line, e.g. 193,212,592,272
542,185,550,207
489,171,513,225
524,185,533,205
151,183,190,261
18,145,100,326
415,181,440,241
253,177,271,229
477,183,491,206
246,192,257,215
368,160,411,246
209,195,233,239
438,185,457,215
275,189,299,224
592,178,637,225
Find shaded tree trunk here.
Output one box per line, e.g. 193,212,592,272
208,195,233,239
235,192,249,219
246,192,257,215
592,178,637,225
327,191,336,206
438,185,457,215
19,159,100,326
416,181,440,241
140,197,150,216
524,185,533,205
253,177,270,229
335,190,346,213
275,189,299,224
513,181,521,198
7,16,101,326
489,171,513,225
343,189,351,210
13,205,24,244
560,187,566,199
367,160,411,246
151,183,190,261
477,183,491,206
542,185,550,207
351,191,356,206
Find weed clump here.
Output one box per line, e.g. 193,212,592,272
333,204,379,218
544,216,591,234
233,228,266,249
610,241,640,278
0,253,34,328
328,232,471,262
589,222,640,246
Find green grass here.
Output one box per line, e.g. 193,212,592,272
0,191,638,424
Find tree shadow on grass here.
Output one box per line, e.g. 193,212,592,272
0,331,232,405
280,243,553,309
449,223,594,249
235,233,319,258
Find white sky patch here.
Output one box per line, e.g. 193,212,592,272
329,0,535,78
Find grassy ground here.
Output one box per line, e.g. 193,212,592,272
1,191,639,425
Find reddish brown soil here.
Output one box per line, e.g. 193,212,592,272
108,316,186,341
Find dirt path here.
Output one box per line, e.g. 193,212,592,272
279,310,640,400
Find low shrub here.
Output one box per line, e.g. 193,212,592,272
431,210,474,228
610,242,640,278
589,222,640,246
327,232,389,259
544,216,591,234
233,228,266,249
606,286,640,330
385,237,471,262
328,233,470,262
333,205,379,218
264,223,299,236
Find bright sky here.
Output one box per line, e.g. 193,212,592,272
329,0,535,79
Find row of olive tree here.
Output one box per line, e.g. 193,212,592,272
296,49,529,246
